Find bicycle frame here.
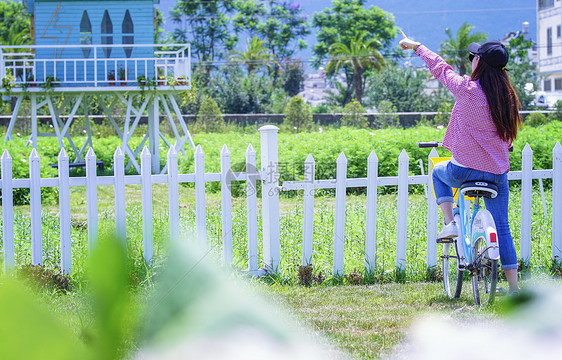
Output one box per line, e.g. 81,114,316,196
421,142,501,304
456,191,473,266
455,192,500,269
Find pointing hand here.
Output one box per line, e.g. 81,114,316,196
399,30,421,51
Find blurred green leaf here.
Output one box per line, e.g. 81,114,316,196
141,243,291,351
0,280,92,360
88,235,136,360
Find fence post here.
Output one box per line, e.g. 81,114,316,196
333,152,347,276
30,148,42,265
221,145,233,266
31,95,37,149
426,148,439,268
149,94,160,173
1,150,14,272
553,142,562,261
58,148,72,274
259,125,280,272
86,148,98,254
365,151,378,272
246,144,259,275
396,149,410,270
141,147,154,262
194,145,207,252
521,144,533,262
302,154,315,266
167,144,180,243
114,147,126,245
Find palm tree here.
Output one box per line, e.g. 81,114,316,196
440,22,487,76
326,31,385,104
324,80,351,109
1,24,31,47
229,36,272,73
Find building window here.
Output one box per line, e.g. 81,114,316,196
558,25,561,38
556,78,562,91
545,79,552,92
101,10,113,58
80,11,92,58
548,27,553,56
539,0,555,10
122,10,134,58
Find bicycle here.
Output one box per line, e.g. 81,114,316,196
418,141,501,305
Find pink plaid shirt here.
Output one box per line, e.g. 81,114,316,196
416,45,511,175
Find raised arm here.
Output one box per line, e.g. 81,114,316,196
400,30,471,97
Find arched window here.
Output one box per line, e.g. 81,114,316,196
122,10,134,58
80,10,92,58
101,10,113,58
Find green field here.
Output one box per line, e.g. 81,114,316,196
2,184,555,283
0,123,560,359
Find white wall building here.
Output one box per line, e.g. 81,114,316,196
299,68,347,107
537,0,562,106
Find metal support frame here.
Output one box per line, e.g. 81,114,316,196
3,90,195,174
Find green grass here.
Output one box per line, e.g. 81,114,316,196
1,185,555,282
254,281,490,359
25,267,552,360
0,183,558,359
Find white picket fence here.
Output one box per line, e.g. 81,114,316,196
1,125,561,276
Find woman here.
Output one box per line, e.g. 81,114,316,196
399,31,521,293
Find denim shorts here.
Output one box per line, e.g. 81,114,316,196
432,160,518,270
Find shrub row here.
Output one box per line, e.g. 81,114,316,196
1,122,561,203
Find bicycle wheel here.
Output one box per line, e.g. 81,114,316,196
471,237,498,306
442,241,463,299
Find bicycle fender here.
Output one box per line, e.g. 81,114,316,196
472,209,500,260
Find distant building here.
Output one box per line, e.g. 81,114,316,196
299,68,346,107
537,0,562,106
501,21,537,58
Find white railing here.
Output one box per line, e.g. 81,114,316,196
0,44,191,89
1,126,561,276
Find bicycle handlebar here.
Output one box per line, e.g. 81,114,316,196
417,141,442,148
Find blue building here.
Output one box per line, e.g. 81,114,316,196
1,0,193,173
16,0,190,87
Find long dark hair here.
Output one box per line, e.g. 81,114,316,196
471,60,522,143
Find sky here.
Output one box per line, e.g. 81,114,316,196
156,0,535,70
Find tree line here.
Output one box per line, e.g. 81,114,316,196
0,0,538,119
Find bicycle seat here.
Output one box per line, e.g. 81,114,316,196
460,181,498,199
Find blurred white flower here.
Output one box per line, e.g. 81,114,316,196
16,132,20,137
369,132,375,136
437,125,444,130
319,127,323,133
389,282,562,360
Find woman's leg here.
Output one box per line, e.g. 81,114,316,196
504,269,519,293
432,161,456,224
433,161,472,225
483,176,519,292
439,202,455,225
